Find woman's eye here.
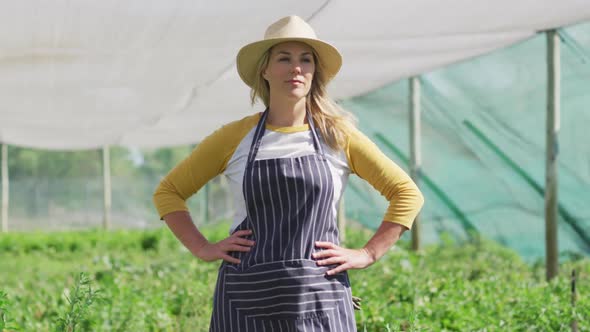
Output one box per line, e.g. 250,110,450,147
279,58,289,62
302,58,312,63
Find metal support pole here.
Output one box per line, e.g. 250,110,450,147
102,145,112,230
545,30,560,281
409,76,422,251
338,196,346,244
204,182,210,223
1,144,8,232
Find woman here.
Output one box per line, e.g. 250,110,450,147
153,15,424,331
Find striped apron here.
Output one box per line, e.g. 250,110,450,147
209,109,356,331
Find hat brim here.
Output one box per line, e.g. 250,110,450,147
236,37,342,88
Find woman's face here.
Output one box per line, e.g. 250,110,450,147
263,41,315,102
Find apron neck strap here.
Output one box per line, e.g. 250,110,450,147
246,108,325,166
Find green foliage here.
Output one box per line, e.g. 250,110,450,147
7,148,101,179
140,233,160,251
0,224,588,331
0,290,20,331
55,273,103,332
2,145,196,220
4,145,194,180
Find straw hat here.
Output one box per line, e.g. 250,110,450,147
236,15,342,88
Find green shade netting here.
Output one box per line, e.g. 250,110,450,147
341,22,590,261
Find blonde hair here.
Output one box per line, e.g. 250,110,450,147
250,46,357,151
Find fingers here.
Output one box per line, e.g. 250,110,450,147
316,256,346,266
231,237,256,247
223,232,255,251
312,246,346,270
312,249,335,259
228,230,255,247
312,244,372,275
221,254,241,264
315,241,337,249
228,244,252,252
326,263,351,276
232,229,253,237
215,242,253,255
215,230,256,259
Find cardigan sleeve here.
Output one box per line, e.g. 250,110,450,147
345,126,424,229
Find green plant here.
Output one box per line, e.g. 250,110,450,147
55,273,103,332
0,290,19,331
1,224,588,331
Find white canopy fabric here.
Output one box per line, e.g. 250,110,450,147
1,0,589,150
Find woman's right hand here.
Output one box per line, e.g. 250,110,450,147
196,229,255,264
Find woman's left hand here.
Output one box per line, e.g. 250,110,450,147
312,241,376,275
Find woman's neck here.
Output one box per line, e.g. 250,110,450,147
266,97,307,127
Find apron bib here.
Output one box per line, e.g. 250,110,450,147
210,109,356,331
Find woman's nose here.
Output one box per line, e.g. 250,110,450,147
291,64,302,74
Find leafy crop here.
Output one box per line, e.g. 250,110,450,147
0,223,587,331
